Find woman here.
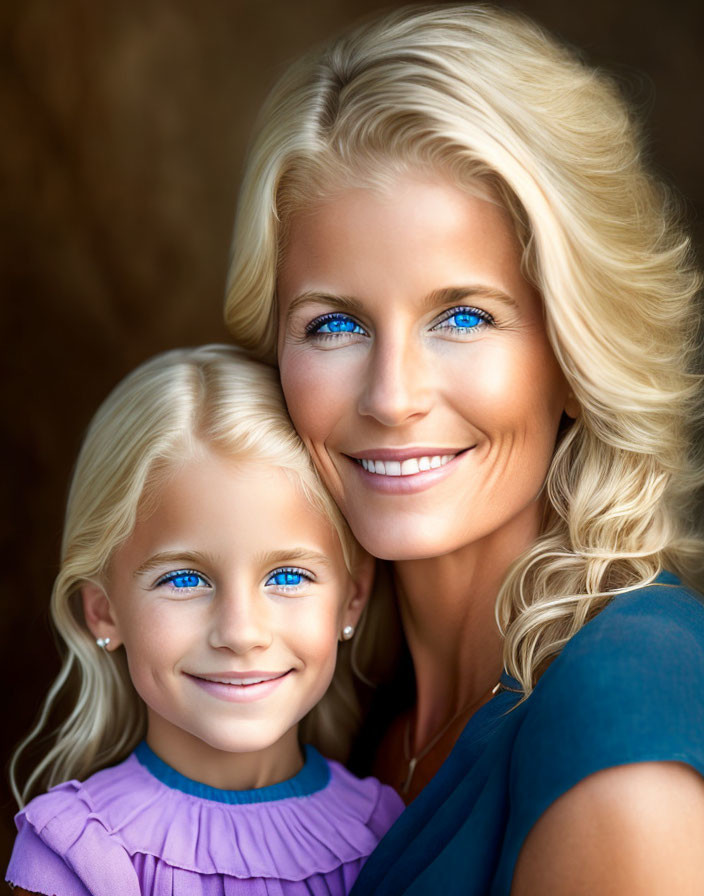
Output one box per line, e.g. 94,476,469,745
224,5,704,893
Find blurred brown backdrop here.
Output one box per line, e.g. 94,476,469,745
1,0,702,868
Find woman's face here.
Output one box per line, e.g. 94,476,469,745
277,174,572,561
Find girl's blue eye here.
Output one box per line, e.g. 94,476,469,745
306,313,366,336
265,567,311,588
158,570,209,589
434,306,492,332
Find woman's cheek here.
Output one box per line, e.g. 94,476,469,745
280,348,343,445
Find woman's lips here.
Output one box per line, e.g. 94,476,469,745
347,448,473,494
186,670,292,703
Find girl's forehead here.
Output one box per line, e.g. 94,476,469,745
115,453,347,572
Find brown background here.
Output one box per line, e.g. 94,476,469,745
1,0,702,869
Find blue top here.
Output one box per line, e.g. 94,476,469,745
350,571,704,895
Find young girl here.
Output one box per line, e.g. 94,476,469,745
6,344,403,896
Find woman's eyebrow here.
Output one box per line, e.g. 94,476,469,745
424,285,519,312
285,285,519,320
285,291,365,321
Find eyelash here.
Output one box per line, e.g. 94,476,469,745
265,566,314,589
304,305,495,340
431,306,494,334
155,569,211,590
305,313,368,339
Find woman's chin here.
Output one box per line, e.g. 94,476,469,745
348,520,462,563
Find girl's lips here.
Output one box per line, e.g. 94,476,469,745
347,448,473,495
186,670,292,703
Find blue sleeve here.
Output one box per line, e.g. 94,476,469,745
499,583,704,887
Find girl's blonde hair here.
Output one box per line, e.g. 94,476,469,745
224,5,704,692
11,345,390,807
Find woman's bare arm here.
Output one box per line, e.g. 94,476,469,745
512,761,704,895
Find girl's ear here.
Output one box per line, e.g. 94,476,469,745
81,583,123,651
342,551,375,630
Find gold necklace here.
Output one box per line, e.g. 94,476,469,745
401,680,502,796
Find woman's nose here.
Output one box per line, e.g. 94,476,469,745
208,590,273,655
357,333,432,426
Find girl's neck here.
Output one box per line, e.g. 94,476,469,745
393,502,541,749
145,721,304,791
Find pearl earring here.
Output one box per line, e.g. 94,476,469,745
341,625,355,641
96,637,111,649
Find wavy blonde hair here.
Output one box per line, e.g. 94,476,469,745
10,345,393,808
224,4,704,694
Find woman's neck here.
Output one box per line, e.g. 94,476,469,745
393,502,540,749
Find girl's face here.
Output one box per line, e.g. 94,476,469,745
277,174,574,561
84,451,367,780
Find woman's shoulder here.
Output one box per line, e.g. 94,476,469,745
516,571,704,760
532,570,704,704
494,572,704,893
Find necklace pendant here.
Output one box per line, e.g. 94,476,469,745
402,757,418,795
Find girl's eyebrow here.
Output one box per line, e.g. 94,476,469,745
285,285,518,320
133,548,332,578
257,548,331,569
133,550,213,578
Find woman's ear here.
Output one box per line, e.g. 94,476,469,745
342,551,375,631
564,390,580,420
81,583,123,651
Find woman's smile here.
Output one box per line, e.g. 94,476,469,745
346,446,475,494
277,173,573,561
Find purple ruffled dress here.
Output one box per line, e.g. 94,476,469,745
6,742,404,895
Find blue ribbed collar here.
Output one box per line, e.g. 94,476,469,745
134,741,330,804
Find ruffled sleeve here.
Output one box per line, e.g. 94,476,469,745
493,576,704,892
6,781,142,896
6,818,93,896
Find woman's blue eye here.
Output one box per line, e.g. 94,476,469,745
158,570,208,589
434,307,492,332
451,311,482,328
266,567,311,587
306,313,366,336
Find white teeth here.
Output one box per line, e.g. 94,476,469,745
357,453,458,476
206,676,274,686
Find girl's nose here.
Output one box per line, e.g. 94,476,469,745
208,591,273,654
357,333,432,426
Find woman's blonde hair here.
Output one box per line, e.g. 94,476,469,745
224,5,704,693
11,344,386,807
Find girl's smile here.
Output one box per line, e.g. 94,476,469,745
277,173,575,562
186,670,293,703
84,450,367,790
